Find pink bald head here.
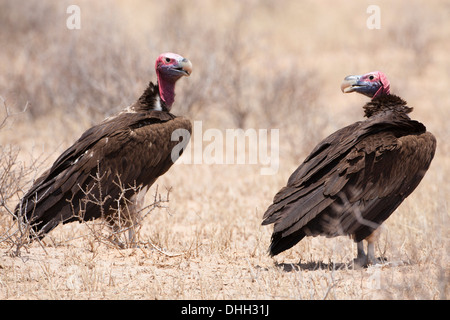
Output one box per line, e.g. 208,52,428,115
341,71,390,99
154,52,192,109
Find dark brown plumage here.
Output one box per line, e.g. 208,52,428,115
262,71,436,266
15,53,192,243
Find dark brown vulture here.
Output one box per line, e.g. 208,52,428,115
15,52,192,245
262,71,436,266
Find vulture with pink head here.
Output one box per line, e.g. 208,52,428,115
262,71,436,266
15,53,192,244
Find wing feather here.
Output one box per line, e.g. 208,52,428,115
16,111,192,236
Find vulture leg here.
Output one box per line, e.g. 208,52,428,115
354,241,368,267
354,229,382,267
367,241,377,265
123,198,140,247
124,186,148,248
108,186,148,248
366,229,382,265
107,206,140,248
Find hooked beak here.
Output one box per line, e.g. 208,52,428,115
341,75,362,93
341,74,380,98
174,58,192,77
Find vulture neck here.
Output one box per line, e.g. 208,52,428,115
157,71,182,111
157,80,176,110
363,94,413,118
133,82,168,112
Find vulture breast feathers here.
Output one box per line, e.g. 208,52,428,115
262,72,436,258
16,53,193,239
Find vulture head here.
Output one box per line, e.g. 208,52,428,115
341,71,390,99
155,52,192,109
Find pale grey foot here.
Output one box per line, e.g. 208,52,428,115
353,241,368,267
366,241,378,265
353,240,383,267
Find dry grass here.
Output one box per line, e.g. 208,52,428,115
0,0,448,300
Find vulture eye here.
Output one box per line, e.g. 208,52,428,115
369,75,375,80
165,57,171,63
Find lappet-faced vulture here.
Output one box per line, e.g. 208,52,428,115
262,71,436,266
15,53,192,246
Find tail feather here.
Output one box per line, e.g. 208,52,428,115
269,229,306,257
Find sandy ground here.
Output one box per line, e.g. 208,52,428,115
1,163,447,300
